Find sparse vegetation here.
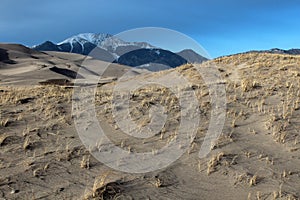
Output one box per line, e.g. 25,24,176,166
1,51,300,199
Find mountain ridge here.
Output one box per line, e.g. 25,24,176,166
216,48,300,59
32,33,208,69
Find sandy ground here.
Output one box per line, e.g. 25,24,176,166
1,44,300,199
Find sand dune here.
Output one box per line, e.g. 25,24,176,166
1,44,300,199
0,44,132,86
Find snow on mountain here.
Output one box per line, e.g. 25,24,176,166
58,33,112,47
99,35,130,51
56,33,154,55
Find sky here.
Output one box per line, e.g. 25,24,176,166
1,0,300,58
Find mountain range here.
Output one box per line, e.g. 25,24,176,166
32,33,300,71
33,33,208,70
258,48,300,55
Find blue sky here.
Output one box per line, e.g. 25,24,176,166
1,0,300,58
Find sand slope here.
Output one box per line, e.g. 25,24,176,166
1,45,300,199
0,44,131,86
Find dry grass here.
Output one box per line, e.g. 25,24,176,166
80,155,90,169
1,51,300,199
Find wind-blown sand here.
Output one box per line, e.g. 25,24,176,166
1,44,300,199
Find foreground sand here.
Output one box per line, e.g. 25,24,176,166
1,44,300,199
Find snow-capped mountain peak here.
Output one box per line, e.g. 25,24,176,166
54,33,155,55
58,33,113,46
